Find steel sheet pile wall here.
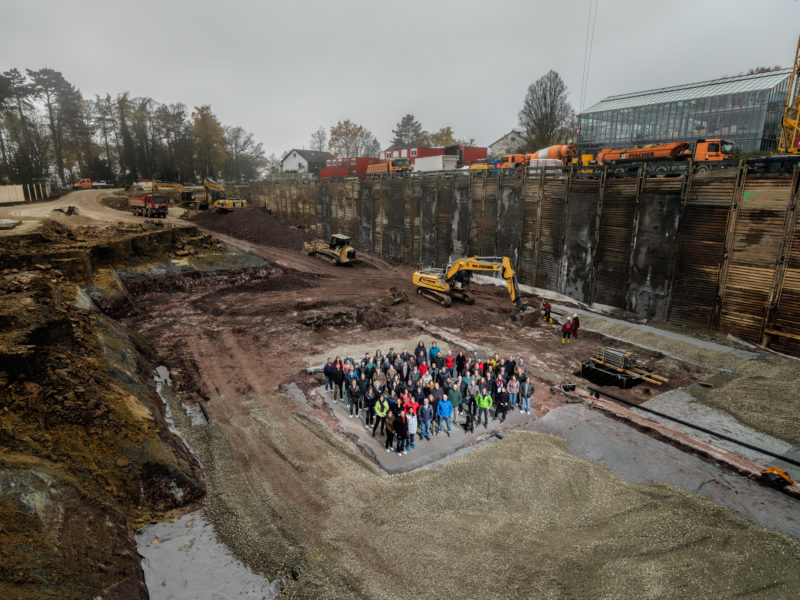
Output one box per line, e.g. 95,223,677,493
535,179,568,291
251,168,800,354
591,177,637,308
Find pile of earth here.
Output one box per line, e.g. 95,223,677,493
191,208,316,250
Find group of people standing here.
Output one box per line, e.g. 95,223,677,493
322,341,536,458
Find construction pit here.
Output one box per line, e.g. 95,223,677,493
2,191,800,599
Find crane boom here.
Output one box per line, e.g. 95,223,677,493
779,35,800,154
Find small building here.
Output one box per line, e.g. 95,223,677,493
281,149,331,175
489,130,525,158
320,156,381,179
577,69,793,155
379,145,487,166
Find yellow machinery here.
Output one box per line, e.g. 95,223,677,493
303,233,358,265
412,255,526,309
779,34,800,154
152,181,194,203
194,178,247,211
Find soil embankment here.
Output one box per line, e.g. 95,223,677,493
0,220,214,599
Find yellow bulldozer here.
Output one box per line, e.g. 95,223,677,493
412,255,526,309
303,233,358,265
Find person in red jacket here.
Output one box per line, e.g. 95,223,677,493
404,396,420,416
543,300,552,323
445,350,455,377
562,318,572,344
572,313,580,338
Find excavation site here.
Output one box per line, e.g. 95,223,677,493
1,183,799,599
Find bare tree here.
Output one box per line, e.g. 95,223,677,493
309,126,327,152
357,129,380,157
518,70,575,152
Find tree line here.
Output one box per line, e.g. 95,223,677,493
0,67,267,187
308,70,576,159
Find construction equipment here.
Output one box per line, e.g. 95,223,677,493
365,157,412,175
128,194,168,217
412,255,526,309
153,181,194,203
383,287,408,305
581,347,668,388
527,144,577,164
193,178,247,211
303,233,358,265
496,154,529,169
596,139,735,168
778,34,800,154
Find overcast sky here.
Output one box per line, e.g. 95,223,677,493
3,0,799,156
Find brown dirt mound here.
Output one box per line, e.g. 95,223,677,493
191,208,316,250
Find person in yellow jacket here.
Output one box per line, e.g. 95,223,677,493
476,387,493,428
373,395,389,437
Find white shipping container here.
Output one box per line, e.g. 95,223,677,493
412,155,458,172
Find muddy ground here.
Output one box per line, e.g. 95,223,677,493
2,196,799,599
113,208,800,597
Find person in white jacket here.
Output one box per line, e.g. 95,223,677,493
406,411,418,449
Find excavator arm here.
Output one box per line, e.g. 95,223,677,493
443,256,525,309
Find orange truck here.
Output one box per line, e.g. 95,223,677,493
365,157,412,175
596,139,735,165
496,154,529,169
73,178,111,190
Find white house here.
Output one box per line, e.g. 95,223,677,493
280,149,331,175
488,130,525,158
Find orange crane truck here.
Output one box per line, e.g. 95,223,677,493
596,139,735,168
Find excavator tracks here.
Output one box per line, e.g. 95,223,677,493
417,287,452,307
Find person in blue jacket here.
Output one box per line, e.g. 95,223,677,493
437,394,453,437
428,341,441,364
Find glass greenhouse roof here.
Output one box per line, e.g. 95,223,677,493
581,68,792,114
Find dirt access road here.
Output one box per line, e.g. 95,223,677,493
0,188,187,233
111,208,800,599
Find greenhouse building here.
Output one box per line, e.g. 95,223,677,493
577,68,793,155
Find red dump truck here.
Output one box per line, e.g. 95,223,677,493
128,194,168,218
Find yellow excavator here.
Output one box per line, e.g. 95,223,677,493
193,178,247,211
152,181,194,203
412,255,526,309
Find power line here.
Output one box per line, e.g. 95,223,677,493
579,0,599,113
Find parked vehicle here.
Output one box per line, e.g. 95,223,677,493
128,194,168,217
73,178,110,190
412,155,458,172
366,157,412,175
596,139,735,169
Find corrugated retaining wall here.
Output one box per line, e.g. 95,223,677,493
249,167,800,355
